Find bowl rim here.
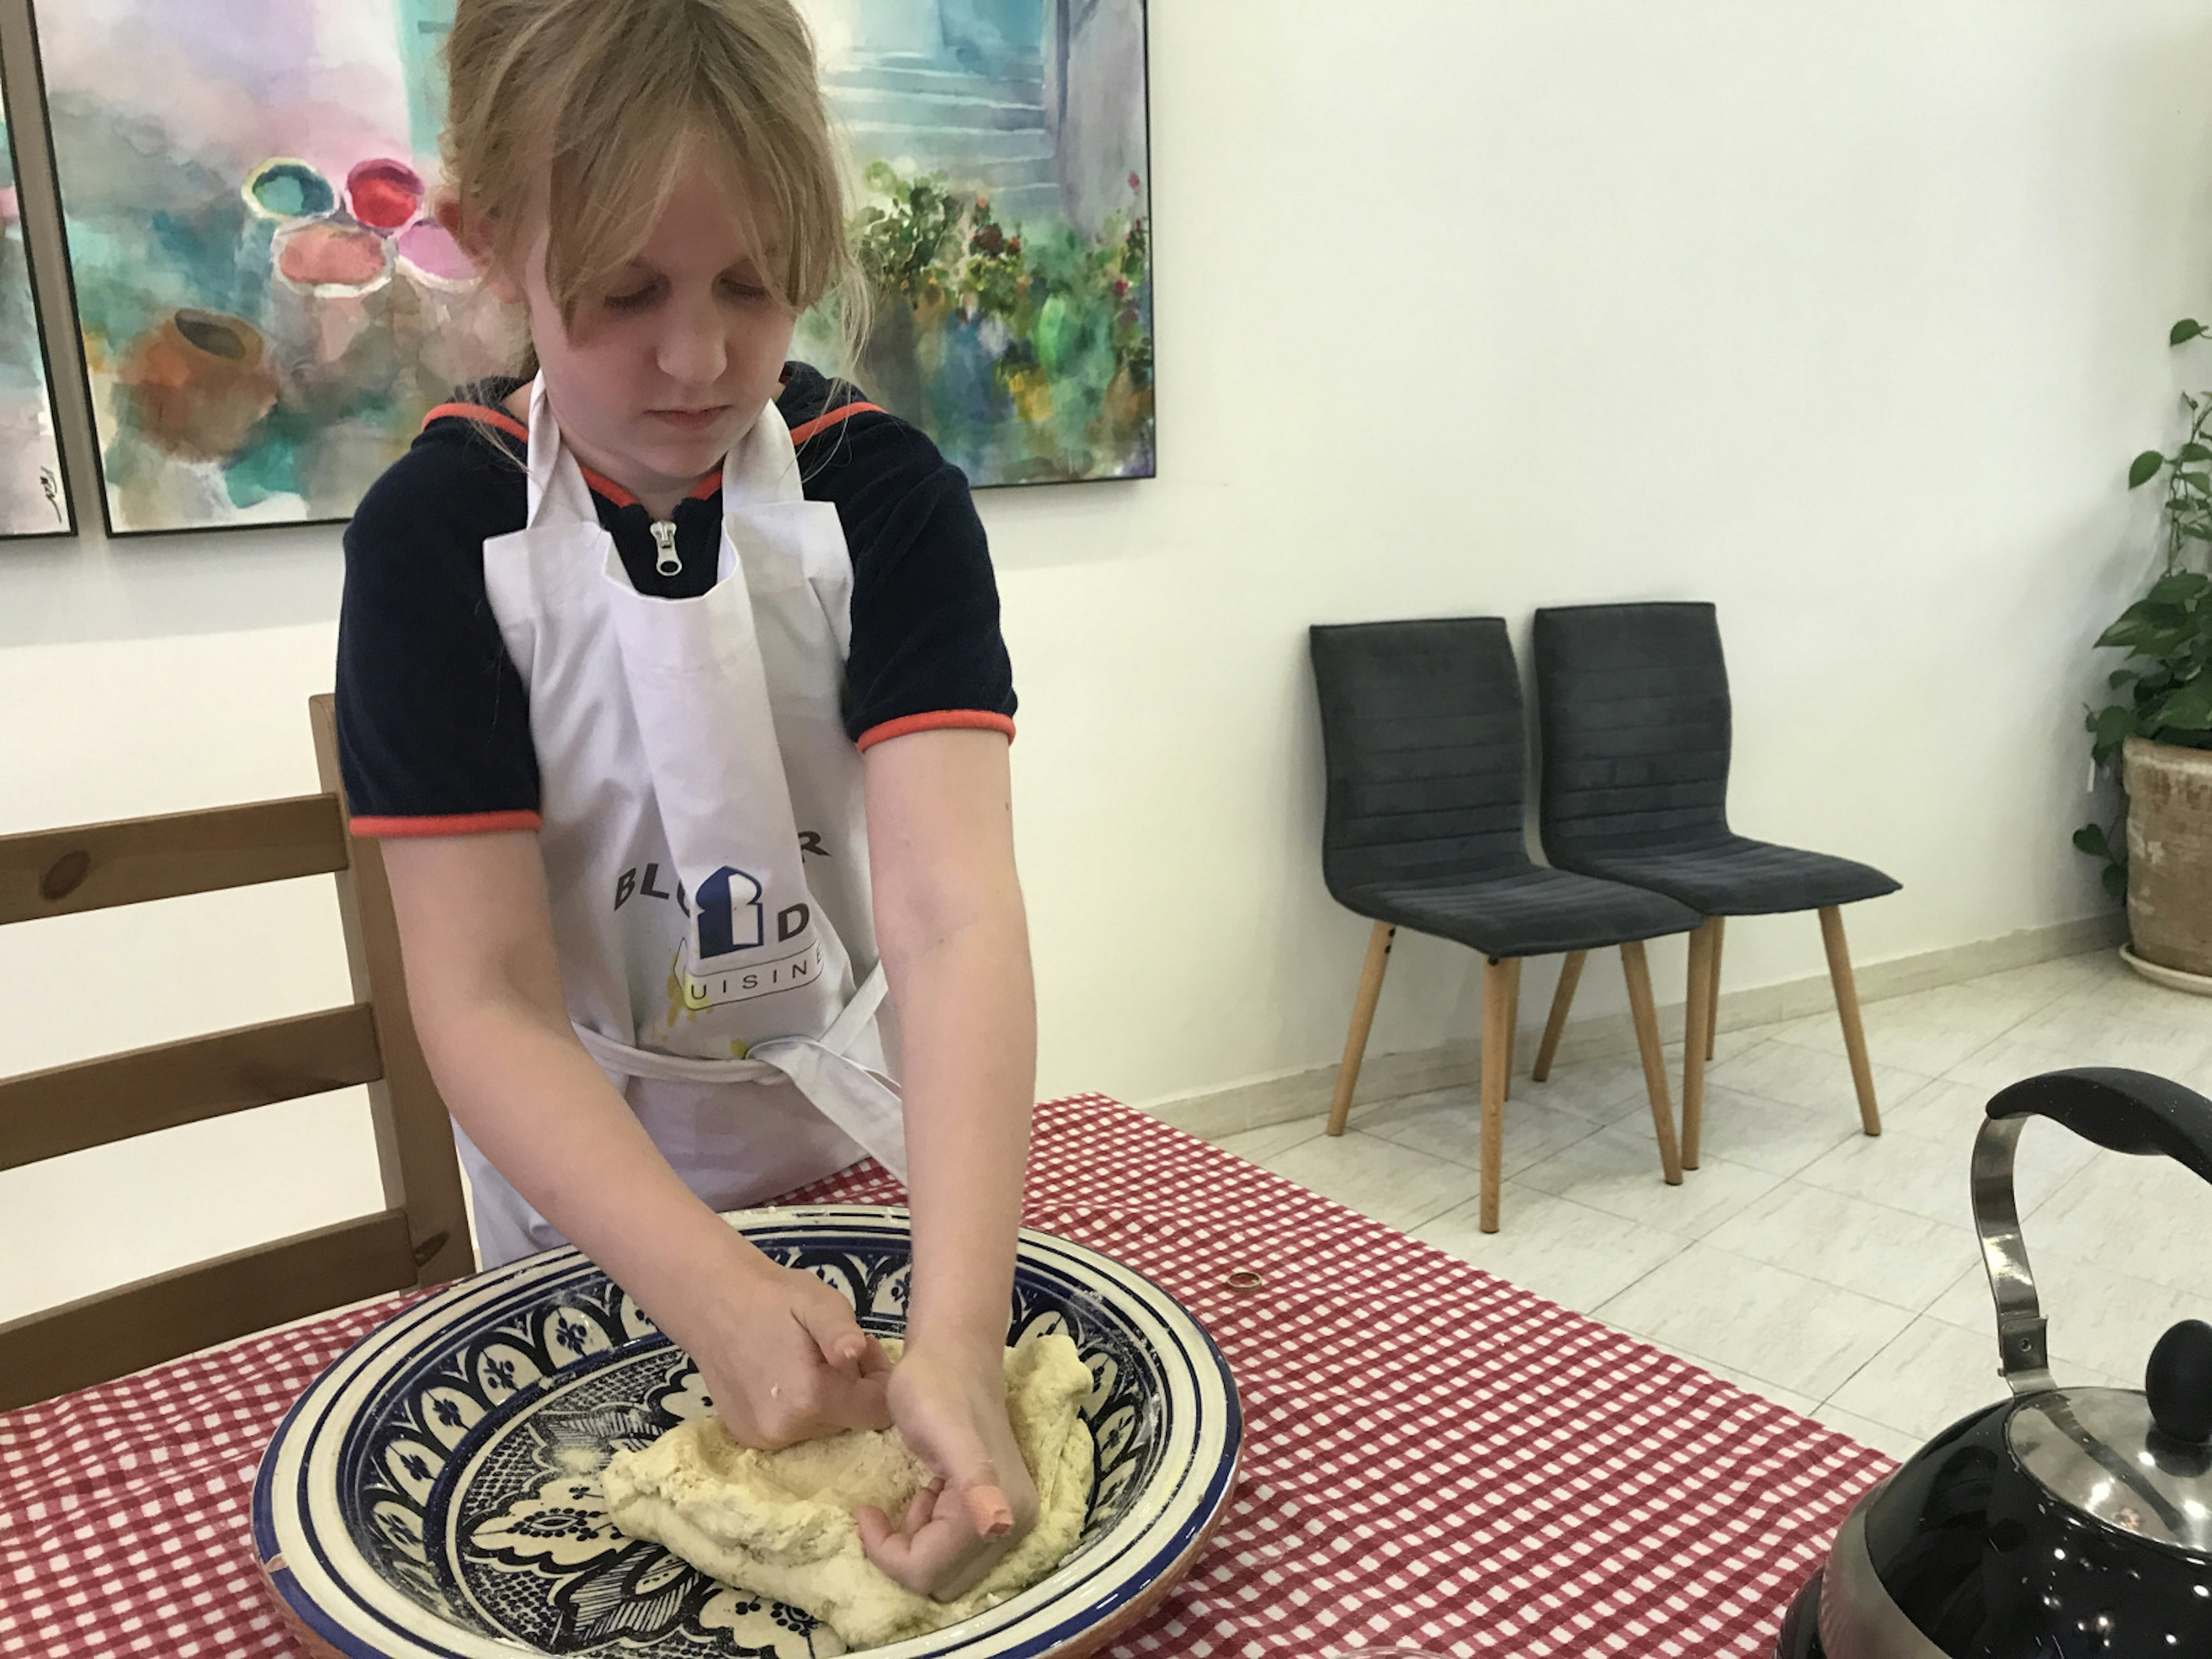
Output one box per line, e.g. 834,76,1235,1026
253,1205,1243,1659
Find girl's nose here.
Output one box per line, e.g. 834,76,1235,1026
657,294,728,388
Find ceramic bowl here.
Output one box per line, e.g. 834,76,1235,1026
253,1206,1242,1659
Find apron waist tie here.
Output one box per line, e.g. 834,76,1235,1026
569,965,907,1182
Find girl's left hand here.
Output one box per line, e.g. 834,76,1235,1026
856,1341,1038,1599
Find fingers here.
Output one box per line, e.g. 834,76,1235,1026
957,1482,1014,1538
790,1294,871,1370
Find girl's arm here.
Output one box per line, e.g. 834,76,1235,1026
851,727,1039,1599
380,831,893,1447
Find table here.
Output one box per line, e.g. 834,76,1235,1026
1,1095,1890,1657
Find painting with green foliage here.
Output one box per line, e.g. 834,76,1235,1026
0,85,71,536
31,0,1150,534
793,0,1154,484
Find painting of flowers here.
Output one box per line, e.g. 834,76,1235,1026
0,80,71,537
29,0,1150,535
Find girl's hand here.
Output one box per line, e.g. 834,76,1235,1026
856,1340,1039,1599
685,1256,894,1449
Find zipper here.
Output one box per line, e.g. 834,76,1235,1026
649,520,681,577
650,520,681,577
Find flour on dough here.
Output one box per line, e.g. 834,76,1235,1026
601,1327,1096,1649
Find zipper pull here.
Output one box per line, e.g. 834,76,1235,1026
650,520,681,577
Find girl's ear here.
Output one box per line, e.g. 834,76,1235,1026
436,187,525,306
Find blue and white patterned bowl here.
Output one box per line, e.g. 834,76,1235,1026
253,1207,1242,1659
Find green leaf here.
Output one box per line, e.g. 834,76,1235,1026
2074,824,2110,858
2130,450,2168,488
2146,571,2212,605
2181,444,2212,463
2175,319,2208,346
2104,862,2130,900
2110,668,2140,688
2150,679,2212,733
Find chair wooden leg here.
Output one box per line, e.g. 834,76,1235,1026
1705,916,1725,1062
1820,906,1882,1137
1502,955,1522,1100
1619,940,1684,1186
1681,921,1719,1171
1532,950,1585,1082
1327,923,1396,1136
1479,956,1516,1232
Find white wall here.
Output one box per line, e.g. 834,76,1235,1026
6,0,2209,1315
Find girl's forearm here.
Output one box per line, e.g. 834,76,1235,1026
418,1001,770,1332
889,907,1037,1359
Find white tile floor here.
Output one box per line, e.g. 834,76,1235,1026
1210,949,2212,1462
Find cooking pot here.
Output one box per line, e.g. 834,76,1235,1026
1778,1067,2212,1657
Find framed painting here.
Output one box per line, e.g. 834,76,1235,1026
27,0,505,535
0,38,72,539
29,0,1149,534
796,0,1155,485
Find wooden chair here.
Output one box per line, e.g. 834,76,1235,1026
1310,619,1704,1232
0,695,472,1410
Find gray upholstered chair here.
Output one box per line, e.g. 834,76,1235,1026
1309,618,1702,1231
1531,602,1900,1166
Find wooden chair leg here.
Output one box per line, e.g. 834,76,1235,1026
1681,921,1719,1170
1502,955,1522,1100
1327,923,1395,1136
1531,950,1586,1082
1619,940,1684,1186
1479,956,1516,1232
1820,906,1882,1137
1705,916,1725,1062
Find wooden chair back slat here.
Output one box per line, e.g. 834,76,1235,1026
0,1210,418,1412
1,695,477,1407
0,1005,384,1172
0,795,349,925
308,695,475,1287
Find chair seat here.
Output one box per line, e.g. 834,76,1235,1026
1339,866,1701,959
1556,836,1900,917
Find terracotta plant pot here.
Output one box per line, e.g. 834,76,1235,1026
2123,734,2212,978
118,308,279,463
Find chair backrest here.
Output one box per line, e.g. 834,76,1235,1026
0,694,473,1410
1308,617,1532,896
1532,601,1734,862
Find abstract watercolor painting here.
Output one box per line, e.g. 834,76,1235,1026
0,73,71,537
29,0,508,534
31,0,1149,533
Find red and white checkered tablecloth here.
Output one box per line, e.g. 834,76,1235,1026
1,1094,1891,1658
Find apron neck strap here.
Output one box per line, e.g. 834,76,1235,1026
522,373,600,529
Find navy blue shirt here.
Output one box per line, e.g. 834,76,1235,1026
335,363,1017,834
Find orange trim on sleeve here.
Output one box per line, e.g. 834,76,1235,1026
350,810,543,838
855,710,1017,753
789,402,885,446
422,402,530,444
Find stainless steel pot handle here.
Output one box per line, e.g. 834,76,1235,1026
1975,1067,2212,1397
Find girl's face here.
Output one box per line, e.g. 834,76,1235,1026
491,150,797,510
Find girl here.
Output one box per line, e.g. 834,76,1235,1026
334,0,1037,1600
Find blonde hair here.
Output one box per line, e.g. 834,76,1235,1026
441,0,864,377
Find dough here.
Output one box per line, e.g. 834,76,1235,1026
601,1328,1095,1649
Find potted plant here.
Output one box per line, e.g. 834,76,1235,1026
2076,319,2212,984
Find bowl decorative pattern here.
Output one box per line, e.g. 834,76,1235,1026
253,1207,1241,1659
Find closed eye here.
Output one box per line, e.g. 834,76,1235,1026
604,279,662,313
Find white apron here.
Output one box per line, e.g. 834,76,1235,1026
466,375,907,1266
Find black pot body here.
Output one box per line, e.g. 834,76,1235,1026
1777,1403,2212,1657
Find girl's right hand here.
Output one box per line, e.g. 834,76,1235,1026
684,1255,894,1449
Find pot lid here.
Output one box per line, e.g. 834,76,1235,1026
2010,1388,2212,1554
